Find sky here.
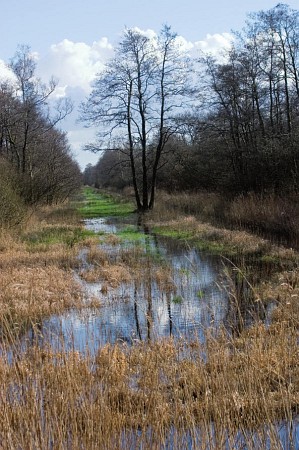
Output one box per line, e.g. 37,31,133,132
1,0,298,169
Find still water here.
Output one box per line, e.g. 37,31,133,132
24,216,271,354
12,216,299,449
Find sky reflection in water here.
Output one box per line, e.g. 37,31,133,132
25,217,232,354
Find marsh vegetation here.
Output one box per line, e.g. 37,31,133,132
0,188,298,449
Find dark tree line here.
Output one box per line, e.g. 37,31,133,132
0,46,81,219
83,4,299,201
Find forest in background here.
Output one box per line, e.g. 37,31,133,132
0,46,82,227
83,3,299,234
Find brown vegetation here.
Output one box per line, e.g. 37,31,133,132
0,206,96,332
0,199,298,448
149,190,299,249
0,297,298,448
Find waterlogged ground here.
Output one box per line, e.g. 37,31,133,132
24,215,273,354
2,193,298,450
21,212,299,449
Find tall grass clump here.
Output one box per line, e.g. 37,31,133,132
230,192,299,241
0,199,100,338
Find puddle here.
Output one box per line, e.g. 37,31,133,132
84,217,120,234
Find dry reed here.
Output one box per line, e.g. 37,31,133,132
0,199,298,449
150,190,299,246
0,315,298,448
0,206,91,331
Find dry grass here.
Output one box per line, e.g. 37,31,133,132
0,266,83,319
258,268,299,326
79,238,174,292
230,192,299,237
80,264,132,286
148,212,298,278
154,266,176,292
151,190,299,245
0,205,92,331
0,312,298,448
0,199,298,449
86,246,109,265
0,242,80,271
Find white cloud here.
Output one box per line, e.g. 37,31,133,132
37,37,114,95
158,32,234,59
174,36,194,52
130,27,157,39
30,31,234,169
194,32,234,57
0,60,17,84
36,31,233,101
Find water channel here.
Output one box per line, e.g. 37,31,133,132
14,215,299,448
24,215,272,354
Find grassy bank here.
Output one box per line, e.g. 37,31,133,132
79,186,134,217
0,188,298,448
148,190,299,249
151,216,296,271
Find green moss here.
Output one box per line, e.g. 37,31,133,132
172,295,183,304
258,254,293,270
194,239,231,254
196,290,204,299
260,254,281,264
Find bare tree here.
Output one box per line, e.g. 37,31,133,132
9,46,72,169
80,26,193,211
198,4,299,192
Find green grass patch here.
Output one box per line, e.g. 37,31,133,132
194,238,229,254
117,226,149,243
152,227,196,240
153,225,236,256
22,226,97,250
172,295,183,304
78,187,134,218
196,289,204,299
259,254,281,265
116,226,166,263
